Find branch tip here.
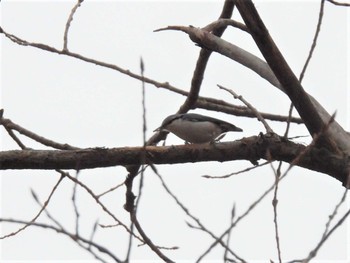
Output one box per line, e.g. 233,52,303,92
153,25,189,33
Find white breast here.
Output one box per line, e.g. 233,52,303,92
165,118,222,143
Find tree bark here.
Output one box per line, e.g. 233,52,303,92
0,135,348,186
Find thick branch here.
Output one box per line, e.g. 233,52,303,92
179,0,235,113
155,23,350,153
235,0,348,155
0,135,348,186
235,0,324,136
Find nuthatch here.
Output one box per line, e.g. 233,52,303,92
154,113,242,144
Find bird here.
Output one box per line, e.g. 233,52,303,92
154,113,242,144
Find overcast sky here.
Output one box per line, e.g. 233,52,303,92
1,1,349,262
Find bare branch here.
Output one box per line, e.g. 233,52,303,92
0,135,348,185
0,27,303,125
200,121,347,256
58,170,144,243
202,161,270,179
88,220,99,250
218,84,273,133
154,20,350,153
223,203,236,262
195,100,302,124
299,0,326,82
154,25,282,89
125,57,149,261
270,160,283,263
179,0,236,113
0,175,64,239
326,0,350,6
288,202,350,263
96,181,124,198
151,164,246,262
72,171,81,236
31,188,65,230
131,211,176,263
235,0,327,141
203,18,249,33
283,103,295,139
199,170,280,260
63,0,84,51
321,189,348,239
302,192,349,262
0,218,121,262
1,2,348,261
0,116,79,150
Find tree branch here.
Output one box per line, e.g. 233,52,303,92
179,0,236,113
0,135,348,186
235,0,324,135
155,21,350,154
0,27,302,125
234,0,347,154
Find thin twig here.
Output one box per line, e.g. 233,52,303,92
283,103,295,139
96,181,125,198
270,159,283,263
149,164,246,262
131,211,176,263
201,115,337,258
322,188,348,239
0,174,65,239
136,58,147,204
3,125,27,149
63,0,84,51
303,199,350,262
288,203,350,263
218,84,273,133
30,188,65,230
126,57,148,261
299,0,325,82
198,173,278,260
141,57,147,146
195,100,303,124
223,203,236,262
0,117,79,150
58,170,144,243
202,161,270,179
0,218,121,263
31,186,105,261
88,219,99,250
326,0,350,6
72,171,81,236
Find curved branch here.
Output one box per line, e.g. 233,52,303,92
155,24,350,154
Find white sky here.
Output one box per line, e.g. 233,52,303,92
0,0,349,262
